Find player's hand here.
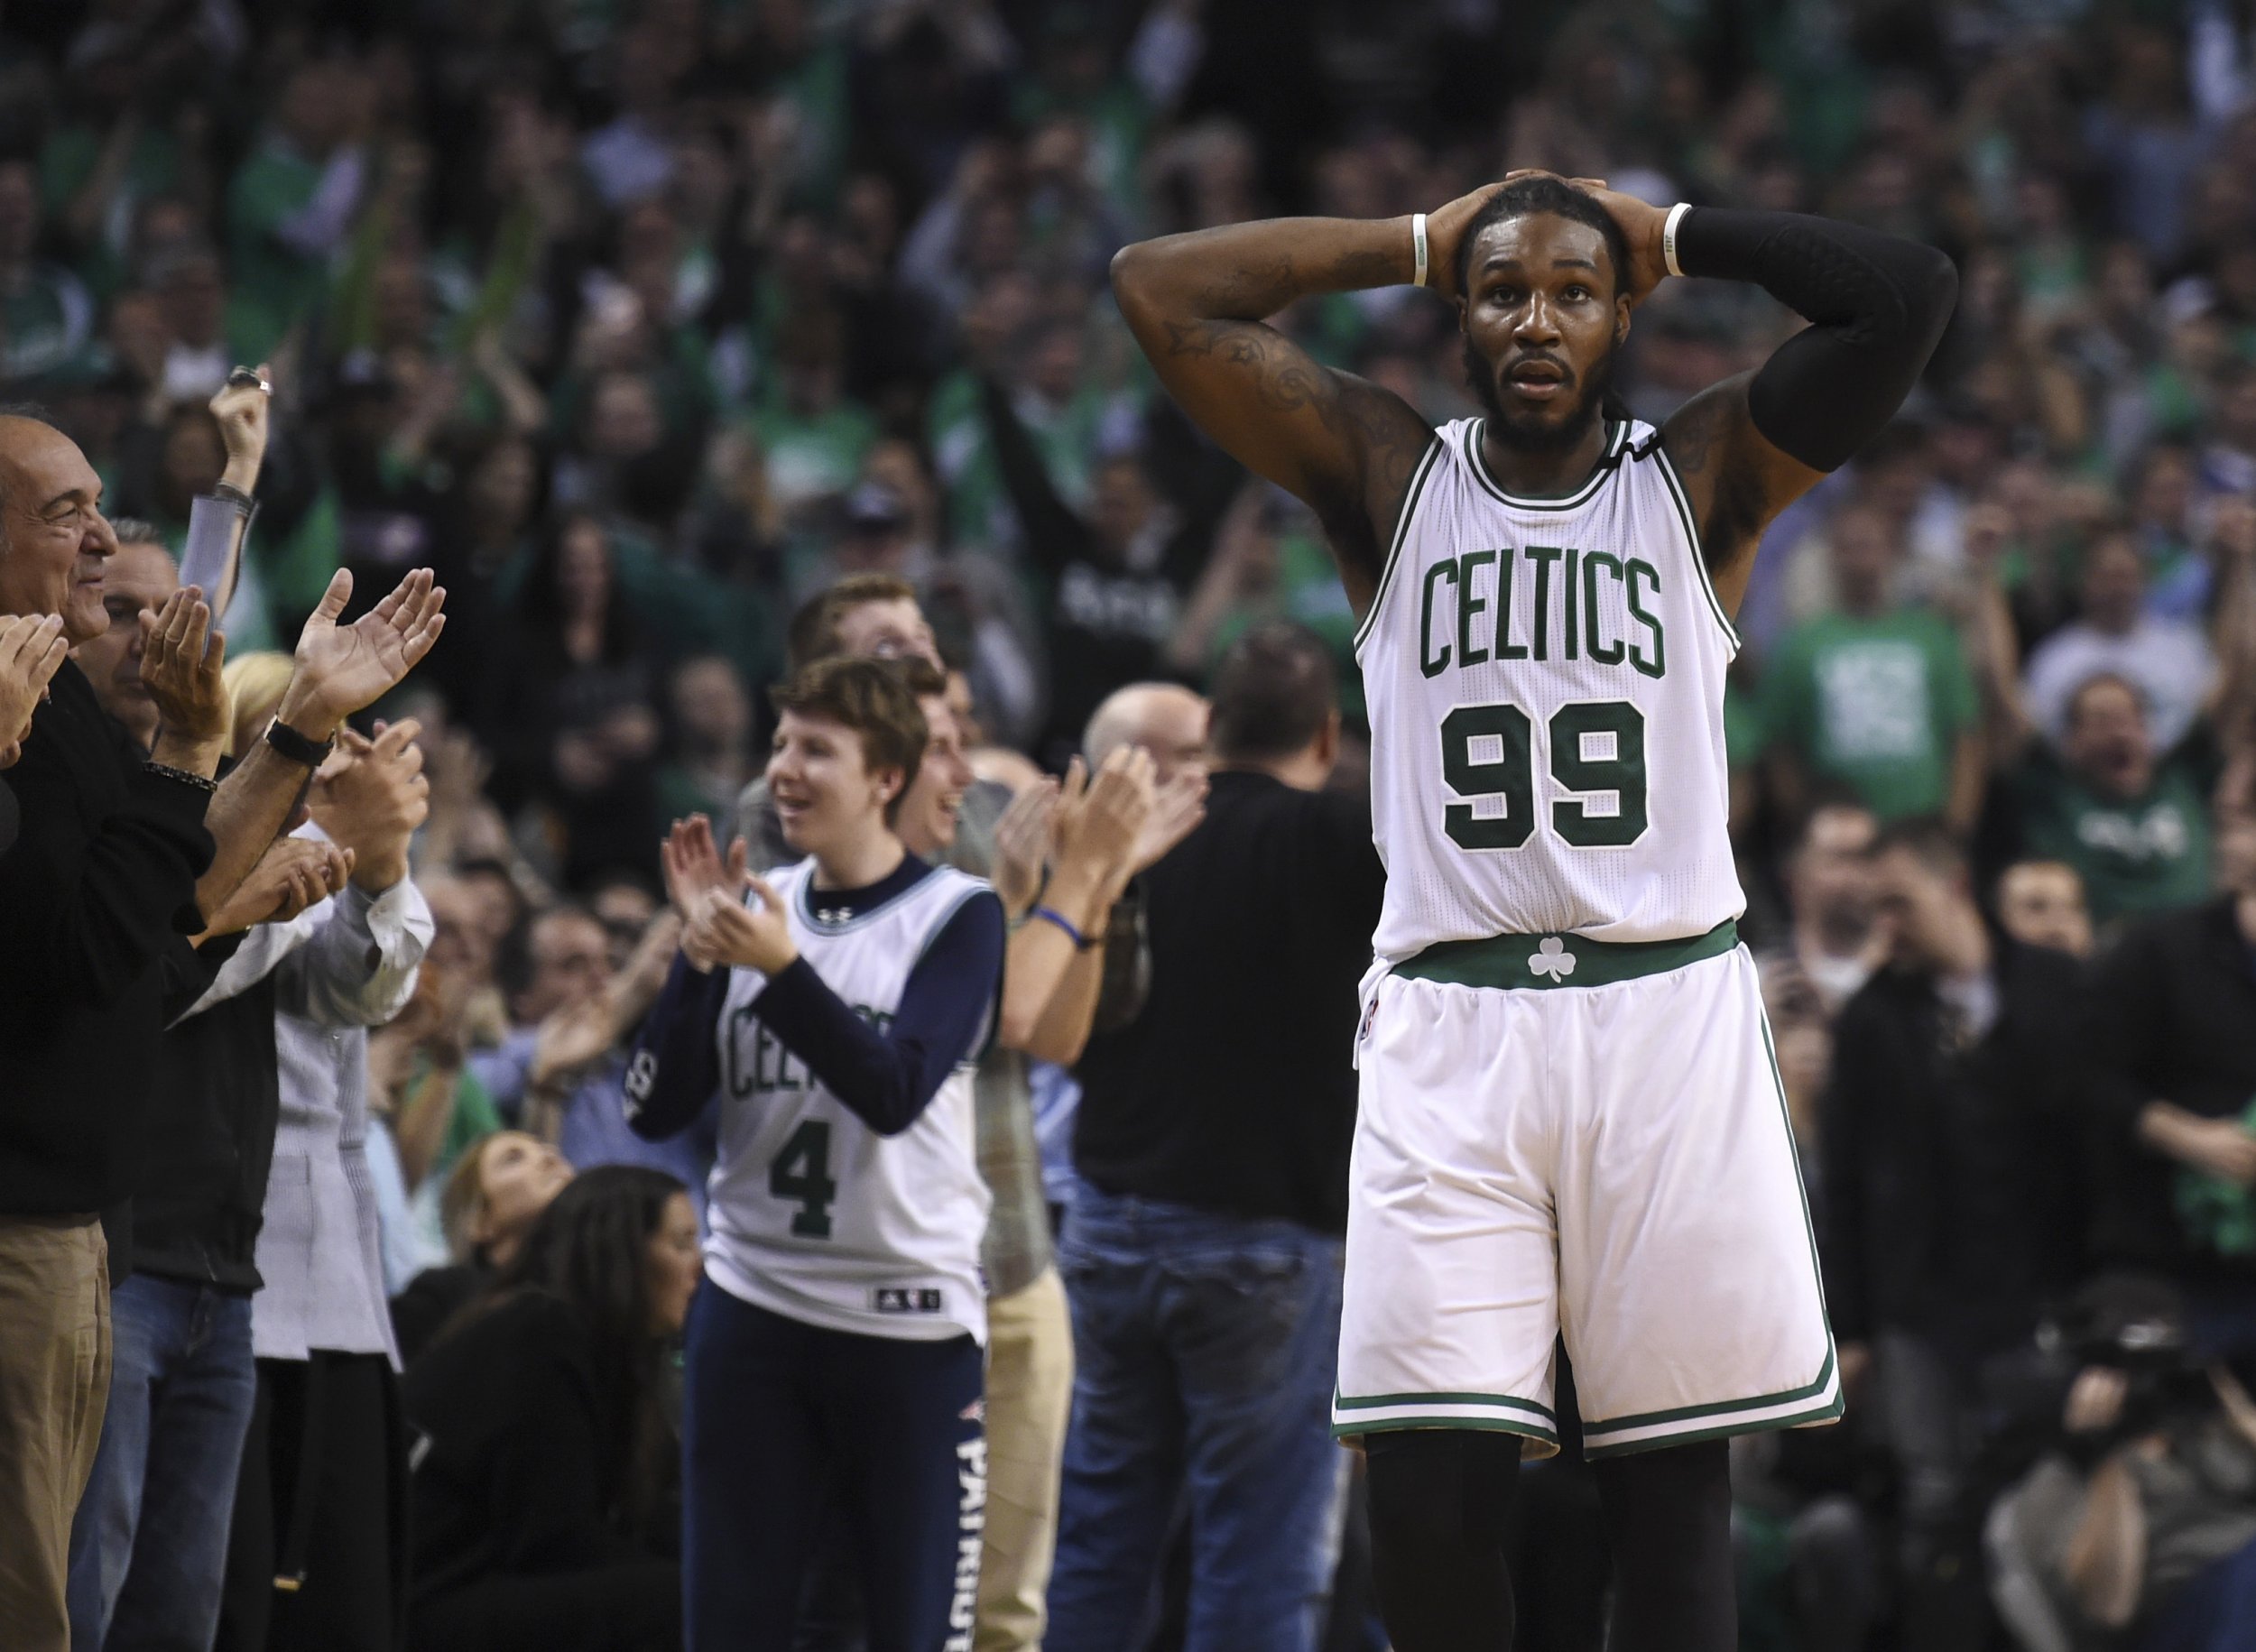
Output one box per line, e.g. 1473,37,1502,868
1498,170,1670,306
1422,180,1511,303
688,878,798,975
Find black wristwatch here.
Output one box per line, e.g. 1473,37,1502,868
264,716,335,768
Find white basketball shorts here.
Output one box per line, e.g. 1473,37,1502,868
1333,921,1839,1459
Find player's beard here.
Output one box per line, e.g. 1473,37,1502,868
1465,335,1620,455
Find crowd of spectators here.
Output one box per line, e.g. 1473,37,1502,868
0,0,2253,1648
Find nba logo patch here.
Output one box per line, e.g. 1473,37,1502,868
1358,994,1380,1047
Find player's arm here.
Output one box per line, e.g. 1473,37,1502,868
1110,195,1493,612
1588,194,1957,614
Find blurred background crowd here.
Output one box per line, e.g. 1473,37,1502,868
9,0,2256,1647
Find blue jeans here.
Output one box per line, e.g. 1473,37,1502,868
1046,1189,1347,1652
67,1275,256,1650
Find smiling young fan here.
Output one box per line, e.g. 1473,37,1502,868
622,655,1005,1651
1110,172,1956,1648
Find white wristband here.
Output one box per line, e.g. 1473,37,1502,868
1411,212,1428,288
1661,202,1693,280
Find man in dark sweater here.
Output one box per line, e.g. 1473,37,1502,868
2084,814,2256,1352
0,402,448,1652
1820,818,2091,1652
1049,623,1385,1652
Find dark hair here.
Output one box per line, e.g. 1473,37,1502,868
891,653,949,702
769,655,928,822
786,574,920,676
517,510,637,663
1868,815,1967,879
1453,175,1634,302
1208,622,1336,762
460,1166,688,1535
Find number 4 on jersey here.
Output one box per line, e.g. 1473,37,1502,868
1442,699,1649,851
769,1120,838,1238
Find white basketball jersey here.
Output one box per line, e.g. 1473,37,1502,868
703,858,995,1345
1358,417,1745,958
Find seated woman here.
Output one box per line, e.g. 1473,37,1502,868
392,1130,576,1364
402,1165,701,1652
626,656,1005,1649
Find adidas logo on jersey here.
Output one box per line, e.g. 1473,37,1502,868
873,1287,944,1315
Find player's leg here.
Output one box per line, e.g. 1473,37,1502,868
1553,947,1836,1649
1589,1439,1735,1652
681,1287,825,1650
1339,973,1563,1652
1363,1429,1522,1650
825,1329,985,1652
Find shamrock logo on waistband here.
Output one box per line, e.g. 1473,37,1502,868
1529,937,1576,980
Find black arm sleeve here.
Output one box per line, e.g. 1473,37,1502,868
1673,208,1958,473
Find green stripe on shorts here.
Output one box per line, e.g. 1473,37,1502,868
1392,919,1740,991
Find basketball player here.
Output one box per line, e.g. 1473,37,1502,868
1111,173,1955,1648
624,657,1005,1652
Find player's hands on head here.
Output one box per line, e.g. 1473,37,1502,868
688,876,798,975
1498,170,1671,306
1421,180,1512,303
0,612,68,766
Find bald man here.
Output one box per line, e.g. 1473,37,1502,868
1082,682,1210,785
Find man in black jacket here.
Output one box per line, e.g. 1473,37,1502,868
1049,624,1385,1652
1820,818,2091,1652
2084,813,2256,1352
0,402,447,1652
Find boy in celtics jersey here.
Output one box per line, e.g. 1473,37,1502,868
1112,172,1956,1649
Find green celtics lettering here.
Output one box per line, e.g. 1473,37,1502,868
1419,546,1665,680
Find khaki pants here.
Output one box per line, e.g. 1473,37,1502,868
0,1216,111,1652
978,1267,1074,1652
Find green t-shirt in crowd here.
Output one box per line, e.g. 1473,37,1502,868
1759,607,1978,821
2011,734,2216,927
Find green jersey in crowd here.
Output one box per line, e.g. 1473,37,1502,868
1759,607,1979,821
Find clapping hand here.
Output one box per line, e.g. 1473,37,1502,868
662,816,750,970
1130,764,1208,875
310,719,430,891
282,568,448,734
990,778,1060,919
686,875,799,975
0,613,67,767
1055,748,1157,888
141,586,228,752
201,835,356,936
